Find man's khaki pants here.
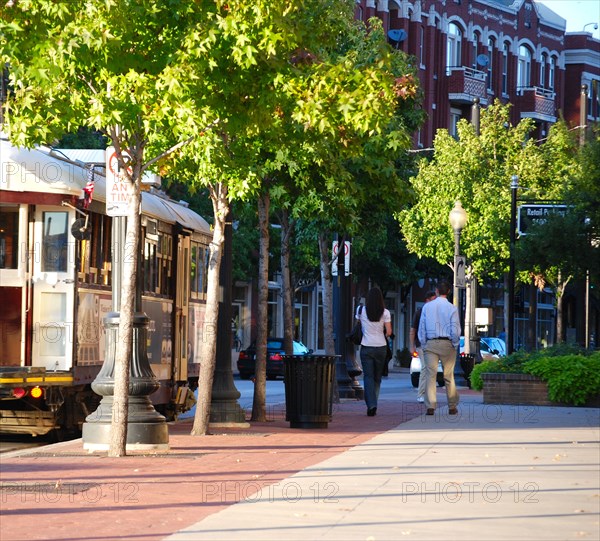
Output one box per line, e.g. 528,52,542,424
422,339,459,411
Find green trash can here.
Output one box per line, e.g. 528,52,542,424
283,354,337,429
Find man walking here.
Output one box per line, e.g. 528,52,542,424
417,281,461,415
409,290,437,402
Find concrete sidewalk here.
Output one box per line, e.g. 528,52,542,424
167,403,600,541
1,383,598,541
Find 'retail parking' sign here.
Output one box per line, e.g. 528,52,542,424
517,204,568,236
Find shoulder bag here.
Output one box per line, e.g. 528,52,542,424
346,305,363,345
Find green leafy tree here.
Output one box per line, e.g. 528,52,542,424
273,18,424,366
516,124,599,342
152,0,412,425
398,101,549,347
1,0,212,456
211,13,424,419
398,101,545,279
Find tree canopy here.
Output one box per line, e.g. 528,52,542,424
398,100,547,280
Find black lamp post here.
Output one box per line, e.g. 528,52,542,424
507,175,519,355
449,201,468,309
210,209,247,425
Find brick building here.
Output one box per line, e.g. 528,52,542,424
348,1,600,351
563,31,600,130
354,0,600,147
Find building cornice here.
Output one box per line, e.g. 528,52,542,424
564,50,600,70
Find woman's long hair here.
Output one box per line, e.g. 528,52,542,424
365,286,385,322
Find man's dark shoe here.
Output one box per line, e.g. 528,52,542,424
426,408,435,416
448,407,458,415
367,407,377,417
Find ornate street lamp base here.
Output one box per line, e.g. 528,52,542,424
208,402,249,426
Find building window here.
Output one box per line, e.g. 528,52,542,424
446,23,462,74
548,56,555,90
502,42,509,94
585,81,599,119
450,108,462,138
517,45,532,90
487,38,495,91
540,53,547,88
472,32,480,68
419,25,425,67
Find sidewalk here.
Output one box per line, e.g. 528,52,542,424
1,380,598,541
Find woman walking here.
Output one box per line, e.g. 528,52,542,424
357,286,392,416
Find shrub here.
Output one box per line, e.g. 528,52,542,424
523,352,600,406
470,361,497,391
470,351,529,391
472,346,600,405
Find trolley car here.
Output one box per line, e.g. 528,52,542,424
0,137,211,435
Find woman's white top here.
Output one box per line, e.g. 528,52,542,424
356,306,391,347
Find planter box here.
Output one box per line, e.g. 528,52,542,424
482,373,554,406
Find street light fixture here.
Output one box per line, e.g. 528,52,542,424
583,22,598,33
449,201,468,308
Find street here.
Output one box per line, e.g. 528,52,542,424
233,368,421,409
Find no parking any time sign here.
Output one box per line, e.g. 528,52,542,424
105,146,133,217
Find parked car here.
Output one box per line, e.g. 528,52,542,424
409,352,445,388
458,336,505,388
459,336,505,360
483,337,507,357
237,338,312,380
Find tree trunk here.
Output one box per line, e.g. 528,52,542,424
108,165,141,457
280,209,294,355
554,271,572,344
318,233,335,355
191,183,228,436
251,191,270,422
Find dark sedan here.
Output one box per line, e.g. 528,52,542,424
236,338,312,380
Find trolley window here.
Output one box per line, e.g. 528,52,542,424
42,211,68,272
0,205,19,269
143,235,158,294
190,241,207,300
157,231,172,297
78,212,112,286
143,229,173,297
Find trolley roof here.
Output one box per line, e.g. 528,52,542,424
0,137,211,235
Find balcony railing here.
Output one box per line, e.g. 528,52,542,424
447,66,487,103
517,86,556,99
515,86,557,120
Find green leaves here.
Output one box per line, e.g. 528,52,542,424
398,100,561,280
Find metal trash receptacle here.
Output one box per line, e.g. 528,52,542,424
283,355,337,429
460,354,476,388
